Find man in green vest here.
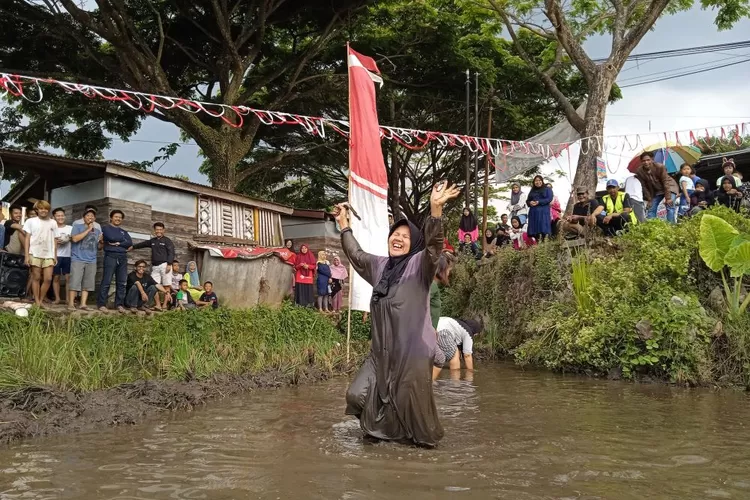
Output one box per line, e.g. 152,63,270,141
598,179,637,237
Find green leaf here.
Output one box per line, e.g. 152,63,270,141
725,241,750,278
699,215,739,272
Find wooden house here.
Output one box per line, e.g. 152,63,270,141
0,148,295,307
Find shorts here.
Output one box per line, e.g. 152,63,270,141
69,260,97,291
53,256,71,275
151,262,172,286
29,256,55,269
433,330,458,367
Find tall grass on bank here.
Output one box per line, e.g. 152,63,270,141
444,206,750,386
0,304,366,392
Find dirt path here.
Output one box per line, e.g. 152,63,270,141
0,367,331,445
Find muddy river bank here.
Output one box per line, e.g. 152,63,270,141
2,362,750,499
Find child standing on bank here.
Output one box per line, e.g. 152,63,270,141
23,201,58,307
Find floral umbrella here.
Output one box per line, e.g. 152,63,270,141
627,142,703,173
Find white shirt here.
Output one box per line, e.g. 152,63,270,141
55,224,73,258
509,191,528,217
624,175,644,203
23,217,57,259
436,317,474,355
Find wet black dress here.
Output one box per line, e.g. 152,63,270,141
341,217,444,447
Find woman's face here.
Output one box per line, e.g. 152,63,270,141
285,240,292,249
333,257,341,266
533,177,543,188
512,219,520,229
463,209,470,216
301,246,308,254
511,185,520,193
485,229,493,238
189,262,196,272
723,179,733,191
388,225,411,257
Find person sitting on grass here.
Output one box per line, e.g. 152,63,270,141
560,186,604,239
432,317,483,380
174,279,196,310
184,260,203,302
125,259,165,312
689,179,714,216
458,233,480,259
197,281,219,309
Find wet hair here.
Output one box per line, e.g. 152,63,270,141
640,152,654,160
434,254,454,286
153,222,165,229
52,207,65,216
134,260,148,268
110,209,125,219
458,318,483,337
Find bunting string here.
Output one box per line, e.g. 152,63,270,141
2,72,750,176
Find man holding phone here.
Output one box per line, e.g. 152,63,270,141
560,186,604,239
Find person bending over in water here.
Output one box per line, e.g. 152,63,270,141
336,181,460,448
433,317,483,380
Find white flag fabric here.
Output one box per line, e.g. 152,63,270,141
347,47,390,312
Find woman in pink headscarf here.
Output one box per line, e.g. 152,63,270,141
329,255,348,312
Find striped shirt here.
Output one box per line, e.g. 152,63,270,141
436,317,473,355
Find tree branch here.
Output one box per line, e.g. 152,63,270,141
542,0,597,81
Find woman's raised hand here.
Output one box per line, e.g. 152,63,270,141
334,203,350,229
430,181,461,207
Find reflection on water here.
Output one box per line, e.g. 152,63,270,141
2,363,750,499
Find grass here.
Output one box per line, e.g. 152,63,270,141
0,304,367,392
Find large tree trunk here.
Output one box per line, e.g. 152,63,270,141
568,73,613,211
199,129,256,191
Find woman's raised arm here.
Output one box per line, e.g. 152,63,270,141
422,182,461,282
335,204,379,286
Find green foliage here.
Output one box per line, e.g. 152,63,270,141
0,304,361,392
698,214,750,319
337,310,372,341
447,206,750,385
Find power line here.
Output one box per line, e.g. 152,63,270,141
619,57,750,88
594,39,750,63
617,52,750,84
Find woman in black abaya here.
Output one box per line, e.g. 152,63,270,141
335,181,461,447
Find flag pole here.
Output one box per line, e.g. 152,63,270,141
345,41,352,366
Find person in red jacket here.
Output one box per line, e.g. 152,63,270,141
294,243,316,307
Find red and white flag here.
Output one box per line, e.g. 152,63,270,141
347,46,389,312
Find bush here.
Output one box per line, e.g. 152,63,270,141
447,206,750,385
0,304,364,392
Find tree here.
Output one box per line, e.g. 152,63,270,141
233,0,587,220
1,0,372,190
476,0,749,199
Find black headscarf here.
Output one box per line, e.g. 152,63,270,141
372,218,425,302
485,230,495,245
459,209,478,232
457,318,482,337
716,176,741,211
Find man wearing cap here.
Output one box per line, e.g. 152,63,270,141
598,180,637,237
560,186,604,238
68,207,103,310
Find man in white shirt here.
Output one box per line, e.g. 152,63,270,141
23,201,58,307
624,175,646,223
52,207,73,304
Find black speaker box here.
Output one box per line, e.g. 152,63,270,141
0,253,28,298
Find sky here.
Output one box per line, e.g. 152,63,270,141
3,5,750,213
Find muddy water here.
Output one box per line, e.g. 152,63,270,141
2,363,750,499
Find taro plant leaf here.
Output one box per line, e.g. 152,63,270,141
724,241,750,278
699,215,739,272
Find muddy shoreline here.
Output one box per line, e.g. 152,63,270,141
0,366,335,446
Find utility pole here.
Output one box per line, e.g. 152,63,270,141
464,69,470,209
473,72,480,217
481,93,494,254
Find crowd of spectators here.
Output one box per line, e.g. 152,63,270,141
455,154,748,257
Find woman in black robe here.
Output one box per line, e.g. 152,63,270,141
335,181,461,447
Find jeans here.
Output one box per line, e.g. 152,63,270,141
647,193,677,224
125,284,157,308
97,253,128,308
631,200,646,223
